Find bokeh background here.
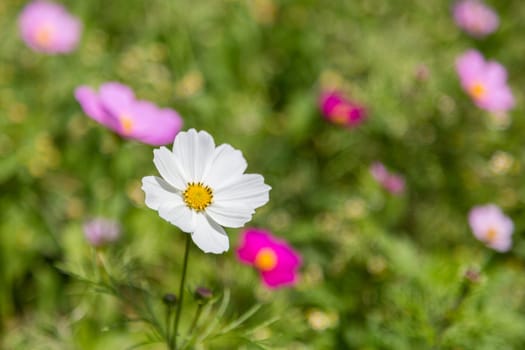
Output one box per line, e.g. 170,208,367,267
1,0,525,348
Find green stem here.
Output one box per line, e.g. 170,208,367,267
173,234,191,350
188,304,204,337
434,250,495,347
95,249,109,283
166,306,174,349
181,303,204,349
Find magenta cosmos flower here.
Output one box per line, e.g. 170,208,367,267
319,91,366,128
75,82,183,146
453,0,499,38
18,1,81,54
456,50,514,113
370,162,405,195
237,229,301,289
468,204,514,252
83,218,121,248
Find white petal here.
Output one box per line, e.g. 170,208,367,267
191,214,229,254
153,147,187,190
142,176,196,232
206,203,255,228
202,144,247,190
172,129,215,182
158,201,197,233
142,176,178,210
214,174,271,210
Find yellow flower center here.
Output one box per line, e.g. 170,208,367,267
119,115,134,134
331,104,351,125
183,182,213,211
254,248,278,271
35,24,54,48
485,227,498,243
468,83,486,100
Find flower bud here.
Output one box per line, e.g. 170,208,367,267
162,293,177,307
194,287,213,304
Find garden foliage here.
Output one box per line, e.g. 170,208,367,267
1,0,525,349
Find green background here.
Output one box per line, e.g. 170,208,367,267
1,0,525,348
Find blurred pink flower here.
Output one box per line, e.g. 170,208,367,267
237,228,301,289
370,162,405,195
75,82,183,146
83,218,121,248
468,204,513,252
456,50,514,113
319,91,366,128
18,0,81,54
453,0,498,38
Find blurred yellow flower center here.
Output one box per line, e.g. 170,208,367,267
35,24,54,48
485,227,498,243
469,83,486,99
331,104,351,125
119,115,134,134
183,182,213,211
255,248,277,271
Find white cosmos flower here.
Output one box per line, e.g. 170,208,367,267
141,129,271,254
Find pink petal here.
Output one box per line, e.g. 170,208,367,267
456,50,485,86
319,91,367,127
468,204,514,252
319,92,344,116
237,228,302,289
484,61,508,85
383,174,405,195
18,1,81,54
261,268,298,288
370,162,388,182
75,82,184,145
128,102,183,146
478,84,515,112
74,86,120,131
272,242,302,270
236,229,274,264
453,0,499,38
98,82,136,117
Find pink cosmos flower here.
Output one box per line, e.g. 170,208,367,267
75,82,183,146
456,50,514,113
370,162,405,195
237,228,301,289
468,204,513,252
83,218,121,248
453,0,499,38
319,91,366,128
18,0,81,54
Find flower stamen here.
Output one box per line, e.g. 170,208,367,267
468,82,486,99
183,182,213,211
485,227,498,243
331,104,351,125
35,24,54,48
254,248,278,271
119,115,134,134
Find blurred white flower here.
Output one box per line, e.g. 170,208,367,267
142,129,271,254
